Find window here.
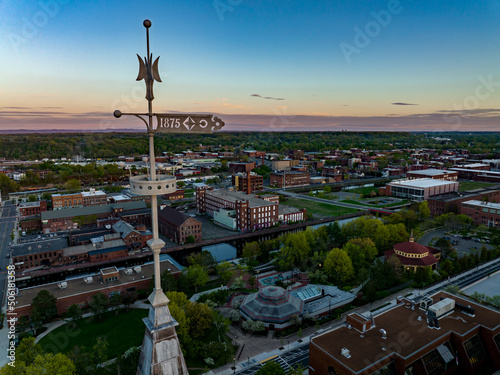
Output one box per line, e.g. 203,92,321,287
464,335,486,366
422,349,445,375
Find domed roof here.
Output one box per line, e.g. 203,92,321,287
240,286,303,324
394,241,432,255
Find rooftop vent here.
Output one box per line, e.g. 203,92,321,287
124,268,133,275
84,277,93,284
58,282,67,289
134,266,142,274
341,348,351,359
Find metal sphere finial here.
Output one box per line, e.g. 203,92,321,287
143,19,151,28
113,110,122,118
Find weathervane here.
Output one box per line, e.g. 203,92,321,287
112,19,225,375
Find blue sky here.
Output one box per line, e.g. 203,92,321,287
0,0,499,131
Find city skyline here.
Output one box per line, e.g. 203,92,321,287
1,0,499,132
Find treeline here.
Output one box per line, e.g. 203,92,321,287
2,132,500,160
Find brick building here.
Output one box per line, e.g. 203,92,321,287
228,162,256,174
112,220,152,248
14,259,181,318
382,179,459,201
162,189,185,201
232,172,264,193
41,201,148,233
196,188,279,231
384,235,440,273
460,200,500,227
12,238,68,272
427,187,500,216
52,189,107,210
322,167,343,181
158,206,202,244
19,201,47,218
270,171,311,188
406,169,458,181
271,159,299,171
309,291,500,375
449,167,500,183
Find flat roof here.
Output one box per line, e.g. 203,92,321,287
407,169,455,176
311,291,500,374
15,259,181,308
462,200,500,209
207,189,277,208
101,266,119,275
389,178,457,189
12,238,68,257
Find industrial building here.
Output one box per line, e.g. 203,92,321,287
382,178,459,201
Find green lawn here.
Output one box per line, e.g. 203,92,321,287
345,186,378,196
39,308,148,359
283,198,360,218
459,181,497,192
342,199,409,208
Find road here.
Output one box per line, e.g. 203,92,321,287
236,343,309,375
274,189,368,211
0,201,16,305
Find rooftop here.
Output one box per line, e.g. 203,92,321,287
311,291,500,374
12,238,68,257
388,178,458,189
208,189,277,208
15,258,181,308
407,169,455,176
41,201,146,220
462,200,500,209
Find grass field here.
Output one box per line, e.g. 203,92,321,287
283,197,360,218
342,199,409,208
345,186,378,196
459,181,497,192
39,308,148,358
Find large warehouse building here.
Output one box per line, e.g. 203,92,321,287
382,178,459,201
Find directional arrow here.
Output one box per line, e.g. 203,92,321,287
155,114,225,134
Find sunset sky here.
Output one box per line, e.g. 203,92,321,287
1,0,499,132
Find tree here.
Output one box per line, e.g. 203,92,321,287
109,293,123,313
216,261,233,285
31,290,57,324
89,338,108,374
187,251,216,270
114,347,141,375
242,241,261,264
185,301,213,339
323,185,331,194
343,237,377,270
324,248,354,284
16,337,42,364
418,201,431,220
255,361,285,375
277,231,311,269
89,292,108,320
160,269,178,292
65,304,83,328
121,290,138,311
182,264,209,293
64,178,81,192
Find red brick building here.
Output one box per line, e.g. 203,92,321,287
460,200,500,227
228,162,256,174
384,236,441,273
270,171,311,188
196,188,278,231
14,260,181,318
158,206,202,244
406,169,458,181
232,172,264,193
19,200,47,218
427,188,500,216
309,291,500,375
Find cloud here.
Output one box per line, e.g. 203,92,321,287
392,102,418,106
251,94,285,101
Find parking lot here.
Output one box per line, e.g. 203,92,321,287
419,228,494,258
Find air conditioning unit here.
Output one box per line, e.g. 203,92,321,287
124,268,133,275
134,266,142,274
84,277,93,284
58,282,67,289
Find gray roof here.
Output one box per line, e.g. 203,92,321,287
62,239,126,257
112,220,135,238
12,238,68,257
208,189,276,208
41,201,146,220
240,286,303,324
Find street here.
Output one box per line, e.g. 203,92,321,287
0,201,16,306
